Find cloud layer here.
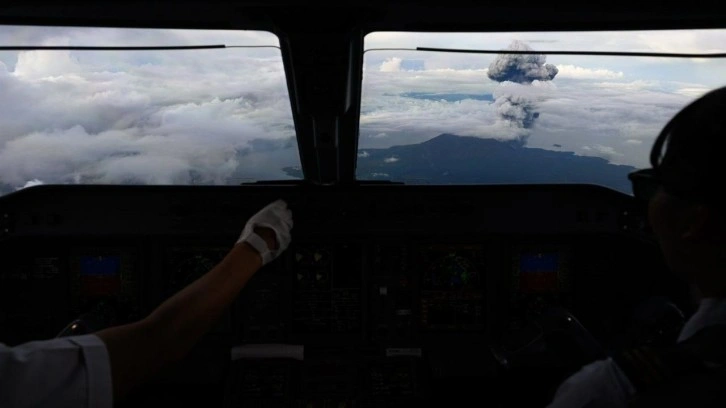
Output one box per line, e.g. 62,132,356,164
0,26,298,194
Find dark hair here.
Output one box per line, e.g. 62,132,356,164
651,86,726,205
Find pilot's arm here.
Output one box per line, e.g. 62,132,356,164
97,199,292,400
0,335,113,408
0,199,292,407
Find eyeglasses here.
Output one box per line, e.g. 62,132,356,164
628,168,660,202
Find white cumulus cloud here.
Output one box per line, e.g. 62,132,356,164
16,179,45,190
380,57,403,72
582,144,624,158
556,65,624,80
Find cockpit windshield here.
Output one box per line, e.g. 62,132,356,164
359,30,726,193
0,26,299,197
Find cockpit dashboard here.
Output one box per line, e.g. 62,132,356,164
0,184,689,406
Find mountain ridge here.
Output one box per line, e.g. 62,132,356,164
286,133,635,193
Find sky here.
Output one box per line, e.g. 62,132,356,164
2,26,726,195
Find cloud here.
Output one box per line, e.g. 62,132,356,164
591,80,659,91
16,179,44,190
0,27,298,193
675,87,713,98
556,65,624,80
13,47,82,80
625,139,644,145
379,58,428,73
582,144,624,159
364,55,491,95
360,96,497,144
0,125,238,185
358,151,370,158
380,57,403,72
384,157,399,163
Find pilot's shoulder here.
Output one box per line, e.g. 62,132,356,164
548,357,635,408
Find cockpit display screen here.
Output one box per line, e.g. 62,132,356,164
418,245,485,331
80,256,121,276
518,252,559,293
70,249,139,317
78,255,122,295
424,250,481,290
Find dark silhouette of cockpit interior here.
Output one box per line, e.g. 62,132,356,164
2,1,724,407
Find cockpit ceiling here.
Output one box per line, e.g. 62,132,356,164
1,2,725,32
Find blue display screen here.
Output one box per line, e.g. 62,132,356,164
519,252,558,272
80,256,121,276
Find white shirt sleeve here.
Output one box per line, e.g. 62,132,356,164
0,334,113,408
547,357,635,408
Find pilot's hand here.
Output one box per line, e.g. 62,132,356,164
237,199,293,265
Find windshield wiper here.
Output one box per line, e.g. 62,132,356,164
363,46,726,59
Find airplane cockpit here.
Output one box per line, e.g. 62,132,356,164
1,2,723,407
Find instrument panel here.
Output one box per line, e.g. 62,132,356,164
0,239,635,345
0,184,688,406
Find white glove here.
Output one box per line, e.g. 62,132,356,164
237,199,293,265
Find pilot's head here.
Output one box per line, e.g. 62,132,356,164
630,86,726,289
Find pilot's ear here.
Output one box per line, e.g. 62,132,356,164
681,204,716,242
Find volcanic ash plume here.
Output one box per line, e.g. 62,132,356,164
494,93,539,129
487,40,558,84
487,40,557,144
